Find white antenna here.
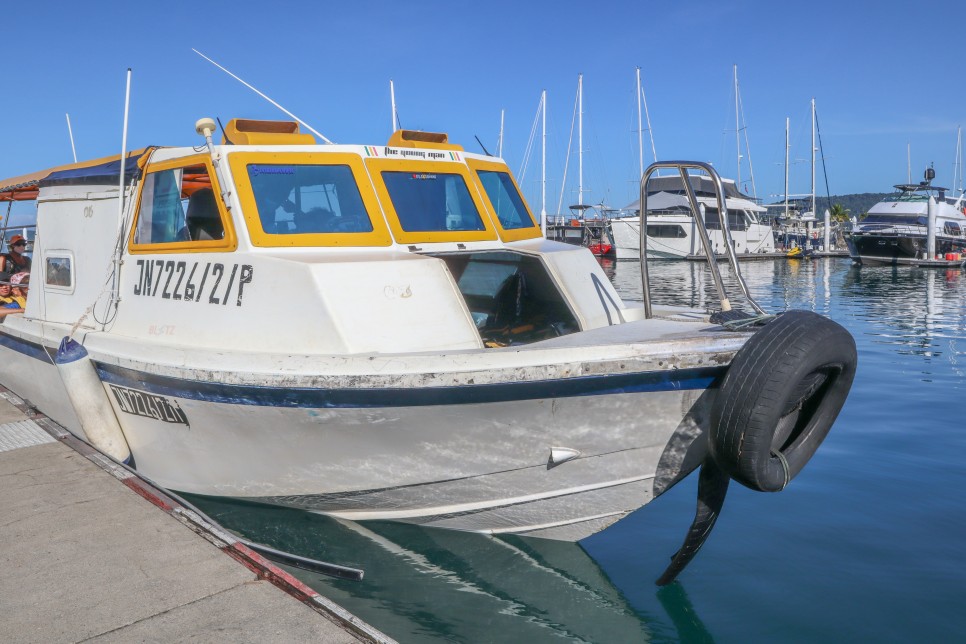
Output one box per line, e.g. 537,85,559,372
192,49,333,144
117,70,131,227
66,113,78,163
907,142,911,184
497,109,505,158
390,79,398,132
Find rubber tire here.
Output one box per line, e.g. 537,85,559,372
710,310,857,492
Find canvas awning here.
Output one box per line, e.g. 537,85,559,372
0,148,157,201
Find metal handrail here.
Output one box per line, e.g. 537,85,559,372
638,161,765,318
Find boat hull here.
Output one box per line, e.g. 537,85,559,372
0,324,731,541
847,232,966,265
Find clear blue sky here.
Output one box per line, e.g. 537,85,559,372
2,0,964,222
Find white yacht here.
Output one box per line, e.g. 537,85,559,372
847,168,966,265
609,175,775,259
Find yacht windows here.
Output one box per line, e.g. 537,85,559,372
702,209,748,231
381,171,485,232
646,224,687,238
944,221,961,236
861,214,927,226
246,164,374,235
131,159,234,251
475,170,537,230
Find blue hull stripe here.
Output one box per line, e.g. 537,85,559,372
95,361,724,408
0,332,54,364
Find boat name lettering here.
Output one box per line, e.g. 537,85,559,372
249,165,295,176
383,147,449,161
133,260,253,306
109,384,189,427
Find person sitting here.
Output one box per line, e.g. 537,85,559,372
1,235,31,274
0,271,25,319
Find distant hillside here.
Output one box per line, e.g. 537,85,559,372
767,193,890,218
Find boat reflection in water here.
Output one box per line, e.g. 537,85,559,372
185,494,713,643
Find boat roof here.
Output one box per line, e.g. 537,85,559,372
0,148,153,201
894,182,949,192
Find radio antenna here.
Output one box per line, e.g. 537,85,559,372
192,49,333,144
66,113,78,162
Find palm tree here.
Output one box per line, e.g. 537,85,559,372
830,203,850,222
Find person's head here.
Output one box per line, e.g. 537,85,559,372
10,272,28,294
8,235,26,254
0,272,11,297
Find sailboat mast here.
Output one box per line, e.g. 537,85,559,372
907,142,911,184
637,67,643,178
811,98,816,218
734,65,741,187
784,117,790,220
578,73,584,207
541,90,547,233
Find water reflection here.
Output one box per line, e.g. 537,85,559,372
185,495,714,643
608,258,966,368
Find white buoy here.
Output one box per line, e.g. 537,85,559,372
55,338,132,464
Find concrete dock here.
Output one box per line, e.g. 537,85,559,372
0,392,392,643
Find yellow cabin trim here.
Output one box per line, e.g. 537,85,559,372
387,130,463,151
227,152,393,248
128,154,238,254
466,158,543,242
365,157,499,244
223,119,316,146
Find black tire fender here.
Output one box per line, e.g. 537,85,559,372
709,310,857,492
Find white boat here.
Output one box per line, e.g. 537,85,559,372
0,119,855,582
609,174,776,259
847,167,966,265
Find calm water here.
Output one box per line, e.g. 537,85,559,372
188,258,966,643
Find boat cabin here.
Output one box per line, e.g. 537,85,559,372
0,119,630,354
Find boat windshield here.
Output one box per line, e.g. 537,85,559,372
883,192,929,203
475,170,536,230
861,214,927,226
246,164,374,234
381,171,485,232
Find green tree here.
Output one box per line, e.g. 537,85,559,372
830,203,850,221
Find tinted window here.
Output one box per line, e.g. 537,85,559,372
476,170,535,230
247,164,373,234
381,171,485,232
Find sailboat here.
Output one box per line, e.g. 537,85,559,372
609,66,775,259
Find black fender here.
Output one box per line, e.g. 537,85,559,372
656,310,856,585
710,310,857,492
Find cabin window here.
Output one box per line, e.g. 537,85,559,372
944,221,961,236
131,159,234,252
381,171,485,232
246,164,374,234
45,255,73,290
433,250,579,346
646,224,687,238
475,170,536,230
